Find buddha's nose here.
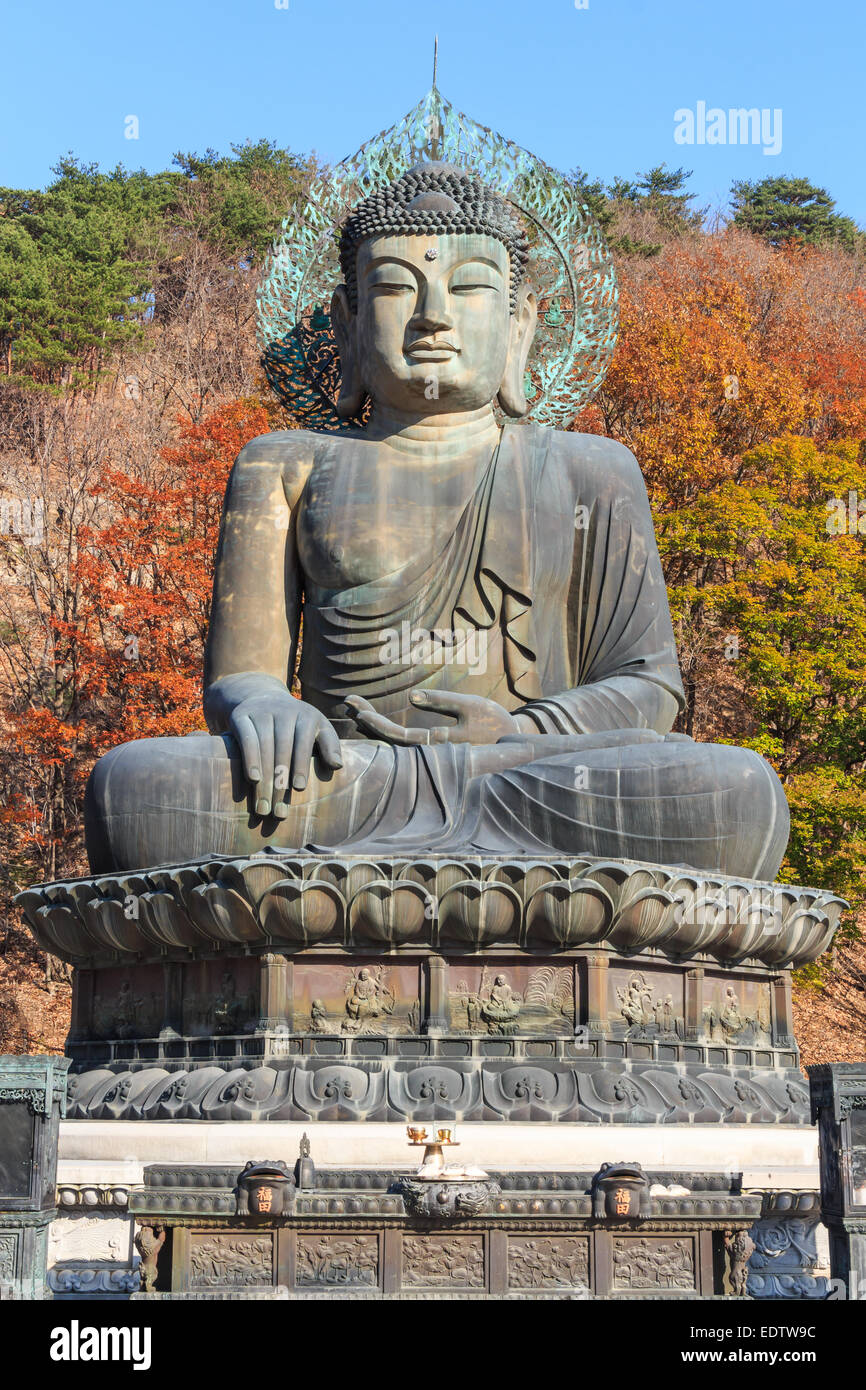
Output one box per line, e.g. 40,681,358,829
411,279,453,332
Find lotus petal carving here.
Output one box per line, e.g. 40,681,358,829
607,887,678,951
234,857,298,902
398,858,469,899
310,859,386,898
79,895,152,955
348,880,430,945
20,898,94,960
14,851,847,967
259,878,345,945
768,906,836,965
293,1065,386,1118
187,881,260,943
525,878,613,948
136,889,207,949
485,859,561,902
438,879,522,946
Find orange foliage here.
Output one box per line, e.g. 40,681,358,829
76,397,271,744
583,230,866,510
0,398,271,872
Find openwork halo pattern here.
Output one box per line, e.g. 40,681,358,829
256,88,619,431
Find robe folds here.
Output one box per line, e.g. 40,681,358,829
298,421,686,737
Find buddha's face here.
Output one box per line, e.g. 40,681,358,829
351,233,514,413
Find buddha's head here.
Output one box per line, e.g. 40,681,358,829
331,162,537,419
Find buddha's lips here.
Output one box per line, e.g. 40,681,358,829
404,339,459,359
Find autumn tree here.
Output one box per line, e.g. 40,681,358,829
579,228,866,913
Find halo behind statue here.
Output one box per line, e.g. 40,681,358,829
257,88,618,431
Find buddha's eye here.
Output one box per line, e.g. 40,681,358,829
449,261,503,294
366,267,417,295
450,280,499,295
369,280,415,296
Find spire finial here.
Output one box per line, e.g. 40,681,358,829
432,34,438,90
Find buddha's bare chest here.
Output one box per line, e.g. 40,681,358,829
295,452,481,592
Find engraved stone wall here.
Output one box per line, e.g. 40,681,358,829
402,1234,485,1288
507,1235,589,1290
296,1233,379,1288
611,1237,695,1291
189,1234,273,1288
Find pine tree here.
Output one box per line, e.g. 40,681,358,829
731,176,860,250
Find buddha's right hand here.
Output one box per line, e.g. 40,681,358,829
203,673,343,817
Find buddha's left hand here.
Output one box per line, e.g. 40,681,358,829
345,691,520,745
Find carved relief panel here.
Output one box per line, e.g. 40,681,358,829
295,961,421,1035
448,962,574,1035
91,965,162,1040
0,1233,17,1282
402,1234,485,1288
182,958,257,1036
295,1234,379,1288
608,966,684,1039
611,1237,695,1291
189,1234,274,1288
507,1236,589,1290
702,974,771,1045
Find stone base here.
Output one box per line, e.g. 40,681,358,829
24,854,837,1139
18,849,843,1298
63,1055,811,1125
50,1122,832,1299
21,853,839,1122
128,1151,826,1299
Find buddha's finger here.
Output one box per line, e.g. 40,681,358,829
409,690,467,720
272,717,294,817
314,720,344,771
290,714,318,792
231,713,262,787
344,694,374,717
254,713,275,816
345,701,386,735
352,706,427,744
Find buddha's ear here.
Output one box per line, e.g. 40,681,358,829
331,285,364,418
497,283,538,418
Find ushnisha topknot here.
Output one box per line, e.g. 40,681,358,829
338,161,530,313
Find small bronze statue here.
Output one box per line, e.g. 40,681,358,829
134,1223,166,1293
724,1227,755,1297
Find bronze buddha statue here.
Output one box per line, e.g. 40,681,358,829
85,163,789,879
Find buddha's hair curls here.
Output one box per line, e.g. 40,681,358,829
338,161,529,313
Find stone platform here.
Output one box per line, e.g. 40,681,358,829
48,1124,832,1299
17,851,843,1298
17,852,843,1129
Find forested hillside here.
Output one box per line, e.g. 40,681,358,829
2,146,864,1062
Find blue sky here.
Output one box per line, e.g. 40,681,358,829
4,0,865,222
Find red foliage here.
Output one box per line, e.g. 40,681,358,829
0,398,271,872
